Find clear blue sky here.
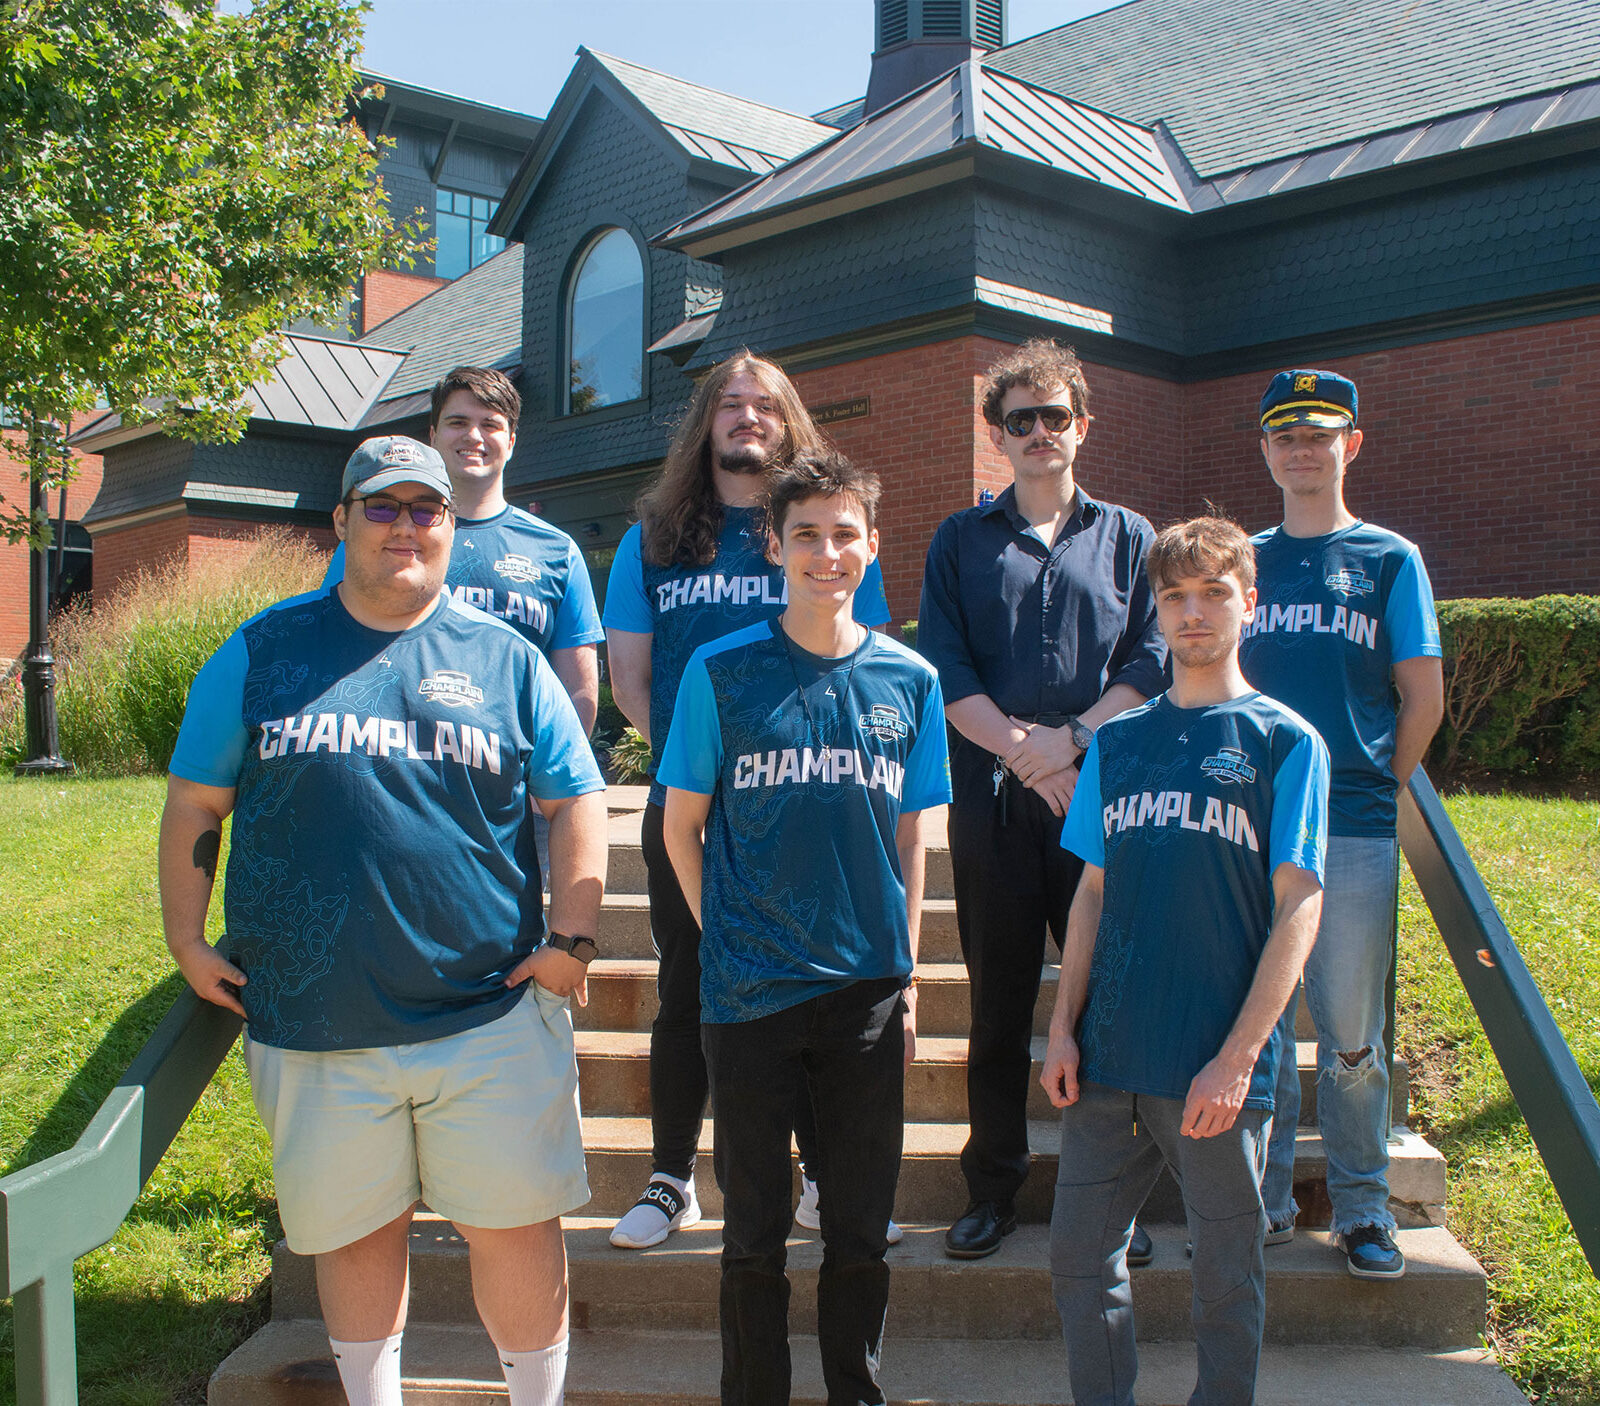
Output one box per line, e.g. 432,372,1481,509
358,0,1121,122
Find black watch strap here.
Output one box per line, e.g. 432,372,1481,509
546,931,599,964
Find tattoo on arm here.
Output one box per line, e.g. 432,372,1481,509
193,828,220,881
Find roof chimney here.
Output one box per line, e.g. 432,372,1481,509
866,0,1006,116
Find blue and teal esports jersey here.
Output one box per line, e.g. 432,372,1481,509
602,506,892,804
1061,692,1328,1110
324,505,604,657
169,586,605,1053
658,618,951,1024
1240,522,1439,837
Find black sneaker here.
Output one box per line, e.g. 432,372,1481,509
1127,1222,1153,1267
1343,1224,1405,1279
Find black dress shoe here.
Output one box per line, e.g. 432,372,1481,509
1127,1222,1154,1267
944,1200,1018,1259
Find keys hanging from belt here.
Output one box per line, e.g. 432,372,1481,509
992,755,1009,825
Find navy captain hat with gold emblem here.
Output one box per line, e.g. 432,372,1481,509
1259,369,1358,432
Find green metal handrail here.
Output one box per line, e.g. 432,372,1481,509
0,981,241,1406
1399,770,1600,1275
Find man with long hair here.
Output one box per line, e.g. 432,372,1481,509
603,351,891,1248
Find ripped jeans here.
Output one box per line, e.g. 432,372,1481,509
1262,834,1398,1236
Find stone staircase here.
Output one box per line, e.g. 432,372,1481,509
211,788,1526,1404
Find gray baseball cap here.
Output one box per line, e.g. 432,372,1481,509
341,436,452,500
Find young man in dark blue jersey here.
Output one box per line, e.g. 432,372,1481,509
604,352,891,1249
325,366,604,731
1242,370,1444,1280
161,436,608,1406
658,451,950,1406
1042,517,1328,1406
919,339,1166,1260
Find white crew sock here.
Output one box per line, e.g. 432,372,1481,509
499,1337,569,1406
328,1332,403,1406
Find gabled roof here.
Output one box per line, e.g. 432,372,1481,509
988,0,1600,179
658,61,1190,256
70,335,408,452
357,243,524,422
490,48,834,240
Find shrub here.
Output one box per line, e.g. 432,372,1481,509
594,681,629,748
0,529,328,775
607,726,652,782
1434,596,1600,779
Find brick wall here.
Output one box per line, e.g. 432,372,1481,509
90,511,191,602
1,431,104,664
361,269,448,337
788,313,1599,619
186,516,338,576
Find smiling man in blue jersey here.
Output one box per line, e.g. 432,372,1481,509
657,450,950,1406
1242,370,1444,1281
325,366,603,731
603,352,891,1250
1042,516,1328,1406
161,435,607,1406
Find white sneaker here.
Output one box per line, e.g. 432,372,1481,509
793,1172,903,1244
610,1175,700,1249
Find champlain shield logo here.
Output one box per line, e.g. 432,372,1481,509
495,553,542,584
1325,567,1375,598
859,704,909,742
419,671,485,708
1200,747,1257,786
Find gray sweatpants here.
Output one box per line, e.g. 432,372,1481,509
1050,1080,1269,1406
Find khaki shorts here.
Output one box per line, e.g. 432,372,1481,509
244,987,588,1255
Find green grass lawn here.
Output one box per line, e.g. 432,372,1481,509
0,777,276,1406
1,777,1596,1403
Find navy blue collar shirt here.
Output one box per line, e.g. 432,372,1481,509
917,484,1167,726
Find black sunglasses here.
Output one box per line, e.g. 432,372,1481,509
350,494,452,528
1002,404,1080,437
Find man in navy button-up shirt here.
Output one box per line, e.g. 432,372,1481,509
918,339,1166,1259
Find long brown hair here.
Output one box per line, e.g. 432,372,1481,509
637,350,825,566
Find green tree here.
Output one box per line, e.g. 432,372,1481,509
0,0,420,543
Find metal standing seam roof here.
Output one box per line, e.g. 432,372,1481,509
584,51,838,172
658,61,1189,249
987,0,1600,180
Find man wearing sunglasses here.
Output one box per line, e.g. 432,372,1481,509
325,366,604,733
919,339,1166,1260
1241,370,1443,1280
161,435,607,1406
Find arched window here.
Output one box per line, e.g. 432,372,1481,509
566,228,644,413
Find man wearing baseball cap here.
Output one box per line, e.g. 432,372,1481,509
160,435,607,1405
1240,371,1444,1279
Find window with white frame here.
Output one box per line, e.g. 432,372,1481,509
566,228,644,413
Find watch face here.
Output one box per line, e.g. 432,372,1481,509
572,936,599,963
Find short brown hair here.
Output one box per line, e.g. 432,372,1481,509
1146,516,1256,594
767,449,881,539
980,338,1091,426
430,366,520,432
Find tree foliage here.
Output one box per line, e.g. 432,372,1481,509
0,0,420,543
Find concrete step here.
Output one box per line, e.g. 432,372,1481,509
571,1030,1409,1128
605,840,955,901
214,1321,1525,1405
597,893,964,963
568,1117,1442,1228
265,1218,1486,1351
575,960,1051,1038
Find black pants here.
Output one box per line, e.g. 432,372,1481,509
642,802,821,1179
949,735,1082,1205
703,979,906,1406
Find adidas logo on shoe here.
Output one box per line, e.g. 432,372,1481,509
610,1176,701,1249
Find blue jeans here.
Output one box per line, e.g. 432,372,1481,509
1262,834,1398,1236
1051,1081,1269,1406
702,979,906,1406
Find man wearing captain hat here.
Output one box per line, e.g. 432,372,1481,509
1239,370,1443,1281
159,434,607,1406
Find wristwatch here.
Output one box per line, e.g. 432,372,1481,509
1067,715,1095,751
546,931,599,965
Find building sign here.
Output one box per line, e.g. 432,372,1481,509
811,396,870,426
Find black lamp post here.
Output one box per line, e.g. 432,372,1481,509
16,444,73,777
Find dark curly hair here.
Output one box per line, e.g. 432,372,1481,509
980,339,1091,427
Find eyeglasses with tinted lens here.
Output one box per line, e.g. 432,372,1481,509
353,495,451,528
1002,405,1079,438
